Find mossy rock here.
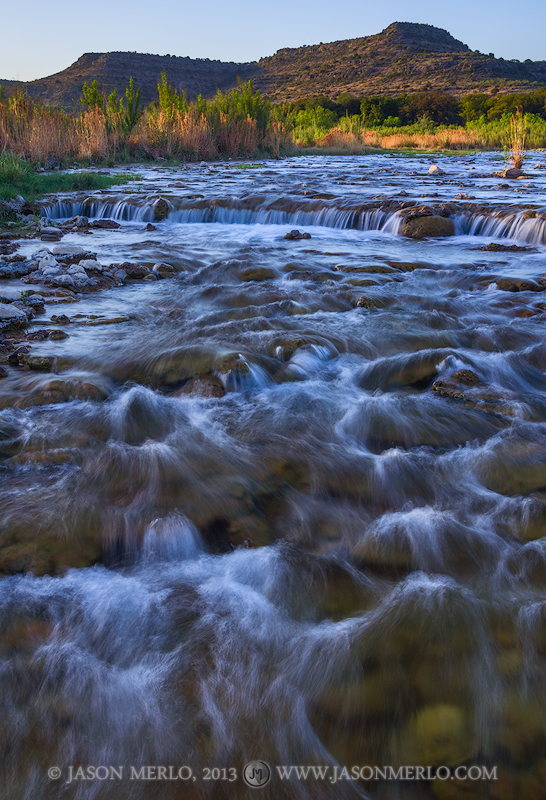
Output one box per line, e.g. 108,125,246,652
174,376,226,398
0,530,102,576
21,355,55,371
153,198,170,221
402,215,455,239
16,378,110,408
238,267,277,281
150,347,217,388
397,704,476,767
496,278,544,292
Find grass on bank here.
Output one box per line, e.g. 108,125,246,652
0,152,136,203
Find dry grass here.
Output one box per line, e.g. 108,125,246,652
131,110,217,160
509,109,527,169
0,94,291,164
313,126,485,152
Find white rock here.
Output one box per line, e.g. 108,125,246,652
38,254,60,270
51,275,75,287
67,264,86,275
0,288,25,302
0,304,26,320
42,266,64,278
428,165,444,175
52,245,85,256
79,259,102,272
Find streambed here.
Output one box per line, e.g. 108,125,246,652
1,152,546,799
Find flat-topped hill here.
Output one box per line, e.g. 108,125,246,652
254,22,546,101
1,23,545,108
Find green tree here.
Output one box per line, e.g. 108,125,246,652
81,80,105,111
122,77,142,133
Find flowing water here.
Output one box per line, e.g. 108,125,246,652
2,153,546,799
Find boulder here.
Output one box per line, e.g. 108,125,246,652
402,216,455,239
51,245,85,258
153,198,170,221
428,164,445,175
284,229,311,240
90,219,120,229
504,168,525,178
0,304,27,323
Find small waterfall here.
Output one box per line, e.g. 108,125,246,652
43,196,406,233
457,209,546,245
43,195,546,244
141,513,204,562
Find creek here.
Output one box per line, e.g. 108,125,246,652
1,152,546,800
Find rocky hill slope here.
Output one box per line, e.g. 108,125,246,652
1,23,545,108
254,22,546,101
0,52,256,109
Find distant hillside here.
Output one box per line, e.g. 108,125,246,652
1,23,545,109
0,52,257,109
254,22,546,101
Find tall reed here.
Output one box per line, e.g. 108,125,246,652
509,108,527,169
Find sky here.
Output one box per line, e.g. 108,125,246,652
1,0,545,82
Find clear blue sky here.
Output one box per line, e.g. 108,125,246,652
2,0,545,82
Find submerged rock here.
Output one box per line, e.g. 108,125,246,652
21,355,55,371
17,377,110,407
495,277,544,292
397,704,476,767
239,267,277,281
175,376,226,398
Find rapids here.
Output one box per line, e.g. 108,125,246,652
2,152,546,799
